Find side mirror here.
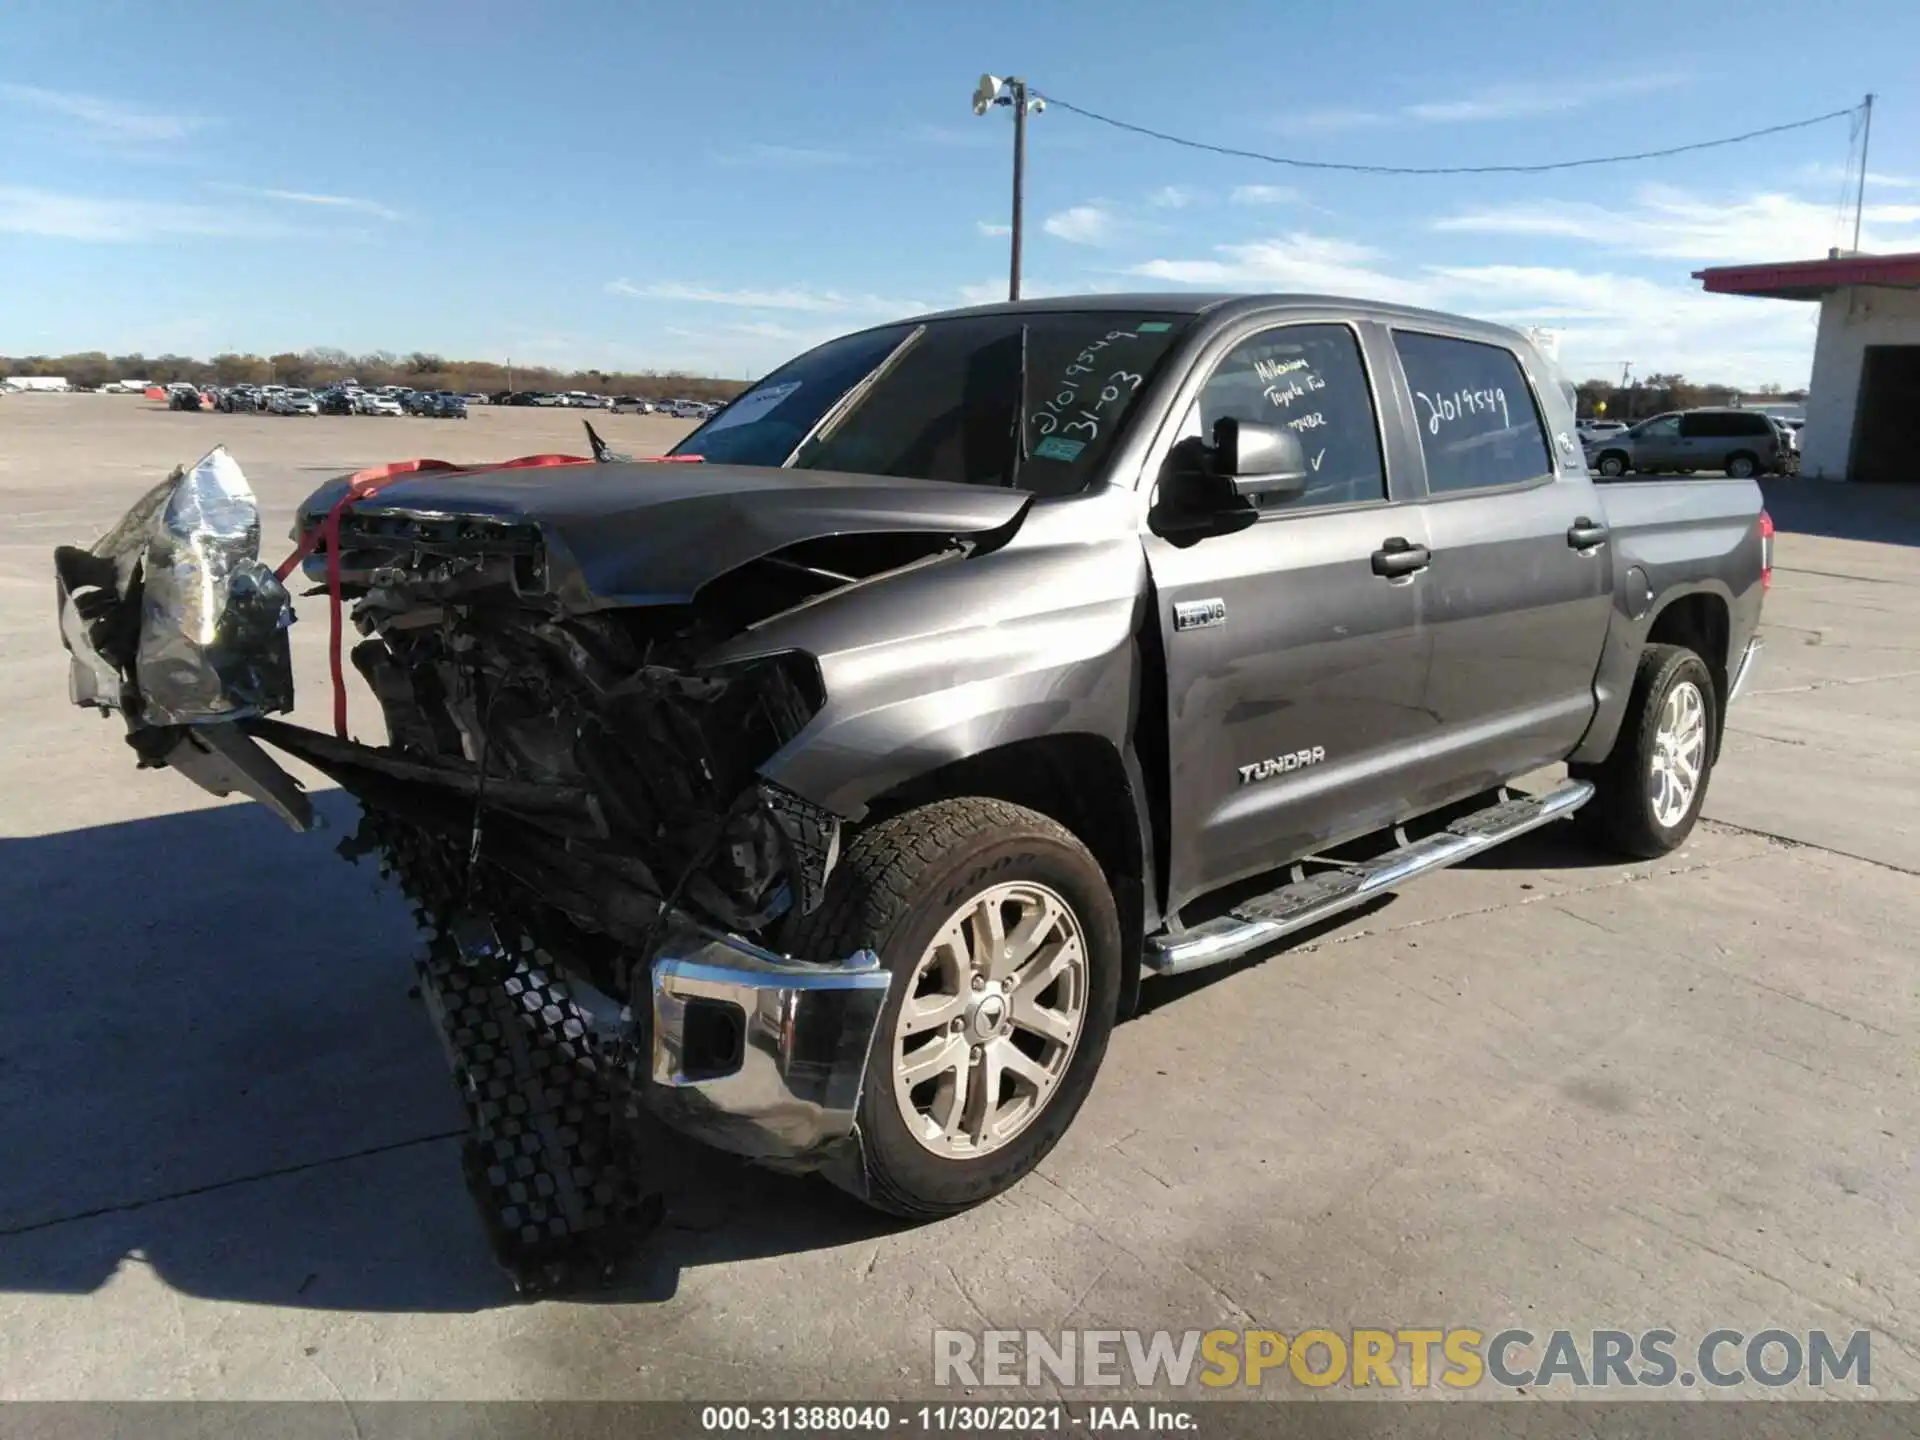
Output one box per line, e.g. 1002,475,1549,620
1213,417,1308,500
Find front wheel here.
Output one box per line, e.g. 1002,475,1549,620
1596,452,1628,478
789,797,1121,1217
1573,644,1717,858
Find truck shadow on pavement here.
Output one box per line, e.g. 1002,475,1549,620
0,794,900,1315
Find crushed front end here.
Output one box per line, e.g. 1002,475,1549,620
54,446,899,1290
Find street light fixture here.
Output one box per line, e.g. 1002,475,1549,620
972,73,1044,302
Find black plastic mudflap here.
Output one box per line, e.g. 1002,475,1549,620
415,924,664,1295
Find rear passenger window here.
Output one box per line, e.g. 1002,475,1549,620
1185,323,1385,510
1393,332,1553,494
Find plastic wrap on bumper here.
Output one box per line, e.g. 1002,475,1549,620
55,446,295,727
645,914,888,1170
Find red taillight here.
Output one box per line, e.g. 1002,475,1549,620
1760,509,1773,590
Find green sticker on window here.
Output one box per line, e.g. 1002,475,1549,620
1137,321,1172,333
1033,435,1086,462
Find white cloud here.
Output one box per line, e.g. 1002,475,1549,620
976,219,1012,237
0,185,315,241
1230,184,1300,206
1132,231,1433,306
718,142,854,168
956,278,1060,305
1405,73,1684,124
1271,73,1686,136
0,83,206,142
1434,184,1920,262
1798,162,1920,191
1271,107,1390,138
1128,221,1819,386
210,184,400,221
1043,203,1116,245
605,279,921,316
1148,185,1201,210
1429,263,1814,382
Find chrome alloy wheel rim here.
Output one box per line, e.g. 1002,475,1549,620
891,881,1088,1158
1650,679,1707,829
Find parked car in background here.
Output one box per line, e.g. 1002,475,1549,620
404,390,467,419
356,392,404,416
461,393,491,406
270,389,320,416
1586,408,1789,479
1577,420,1628,444
317,389,355,416
610,395,654,413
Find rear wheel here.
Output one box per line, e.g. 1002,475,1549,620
1596,452,1628,477
1573,644,1717,858
1725,452,1759,479
789,798,1121,1217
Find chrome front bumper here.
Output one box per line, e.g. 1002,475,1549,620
1728,635,1764,707
645,916,890,1171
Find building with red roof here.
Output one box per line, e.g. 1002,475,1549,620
1696,251,1920,482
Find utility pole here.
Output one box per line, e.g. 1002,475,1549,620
973,74,1045,302
1009,78,1028,302
1851,93,1875,255
506,356,514,393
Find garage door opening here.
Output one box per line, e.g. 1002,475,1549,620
1851,345,1920,484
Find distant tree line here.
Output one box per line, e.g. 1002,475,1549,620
0,348,753,402
4,349,1809,420
1572,374,1807,422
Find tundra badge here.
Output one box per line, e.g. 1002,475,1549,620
1238,747,1327,784
1174,598,1228,632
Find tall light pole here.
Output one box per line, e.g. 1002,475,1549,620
972,74,1044,302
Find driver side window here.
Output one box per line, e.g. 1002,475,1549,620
1178,323,1386,510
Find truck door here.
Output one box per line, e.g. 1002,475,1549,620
1141,320,1433,917
1388,329,1614,792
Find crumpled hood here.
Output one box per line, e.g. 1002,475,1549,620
299,460,1032,609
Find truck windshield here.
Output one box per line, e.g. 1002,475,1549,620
671,311,1195,497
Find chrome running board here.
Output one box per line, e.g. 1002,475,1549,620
1143,780,1595,976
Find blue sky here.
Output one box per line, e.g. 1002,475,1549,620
3,0,1916,386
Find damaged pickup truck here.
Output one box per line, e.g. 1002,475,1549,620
55,295,1767,1282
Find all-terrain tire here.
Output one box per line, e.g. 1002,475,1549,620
1572,643,1718,859
787,797,1121,1218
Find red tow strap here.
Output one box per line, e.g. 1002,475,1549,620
274,451,704,739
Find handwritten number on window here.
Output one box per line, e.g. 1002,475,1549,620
1414,386,1512,436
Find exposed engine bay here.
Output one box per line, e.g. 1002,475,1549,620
57,445,1013,1000
52,444,1022,1289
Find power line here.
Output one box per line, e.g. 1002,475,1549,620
1034,91,1862,177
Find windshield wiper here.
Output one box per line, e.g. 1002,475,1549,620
783,324,927,468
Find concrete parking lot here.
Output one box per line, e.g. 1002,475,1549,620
0,395,1914,1401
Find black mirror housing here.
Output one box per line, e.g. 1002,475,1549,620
1213,417,1309,500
